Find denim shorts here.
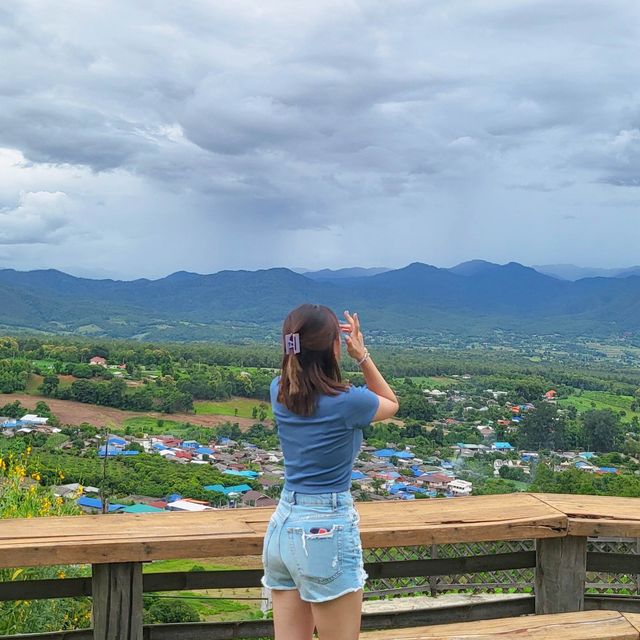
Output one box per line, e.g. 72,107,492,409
261,488,367,603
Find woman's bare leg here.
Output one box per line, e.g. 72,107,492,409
272,589,316,640
310,589,363,640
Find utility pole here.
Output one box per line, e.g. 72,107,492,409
101,425,109,514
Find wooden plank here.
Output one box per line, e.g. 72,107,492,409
92,562,143,640
533,494,640,538
0,552,535,601
587,552,640,573
535,537,587,614
0,494,567,569
586,596,640,613
624,613,640,633
360,611,638,639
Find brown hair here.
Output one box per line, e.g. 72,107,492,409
277,304,349,416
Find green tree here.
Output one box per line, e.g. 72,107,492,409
516,402,566,451
39,374,60,396
582,409,621,453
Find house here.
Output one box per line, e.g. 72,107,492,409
477,426,495,439
121,503,165,514
76,497,124,514
20,414,48,426
544,390,557,401
418,473,454,491
448,479,473,496
166,499,213,512
204,484,252,496
224,469,259,479
90,356,107,366
373,448,415,460
492,442,514,451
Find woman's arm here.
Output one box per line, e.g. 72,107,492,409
341,311,399,422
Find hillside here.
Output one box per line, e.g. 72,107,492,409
0,263,640,343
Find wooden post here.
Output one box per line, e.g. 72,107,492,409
636,537,640,597
535,537,587,614
92,562,143,640
429,544,439,597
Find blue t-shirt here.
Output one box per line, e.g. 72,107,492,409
270,376,379,493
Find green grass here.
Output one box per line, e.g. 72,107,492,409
559,391,640,424
144,559,238,573
121,417,184,434
25,374,43,394
194,398,272,419
40,433,70,451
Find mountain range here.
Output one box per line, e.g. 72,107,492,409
0,261,639,343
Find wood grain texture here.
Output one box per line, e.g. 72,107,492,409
625,613,640,633
360,610,639,639
0,493,567,569
535,536,587,614
533,494,640,538
92,562,142,640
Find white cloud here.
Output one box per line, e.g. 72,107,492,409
0,190,70,244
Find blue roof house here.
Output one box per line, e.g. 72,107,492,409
204,484,252,496
107,436,126,447
492,442,514,451
351,470,367,481
196,447,215,456
373,448,415,459
182,440,200,449
77,497,124,513
224,469,259,479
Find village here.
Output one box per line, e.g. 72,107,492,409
1,384,624,515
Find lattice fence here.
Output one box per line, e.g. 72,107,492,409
587,537,640,596
363,537,640,599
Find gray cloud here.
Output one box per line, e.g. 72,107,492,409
0,0,639,276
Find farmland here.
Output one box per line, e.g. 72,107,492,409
559,390,640,424
194,398,272,419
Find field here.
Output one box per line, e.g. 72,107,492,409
25,374,75,394
145,556,264,622
1,394,260,430
559,391,640,424
194,398,273,419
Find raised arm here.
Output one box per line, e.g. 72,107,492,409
341,311,399,422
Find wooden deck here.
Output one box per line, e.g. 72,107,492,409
0,493,637,568
360,611,640,639
0,493,638,639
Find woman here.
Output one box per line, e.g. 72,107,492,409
262,304,399,640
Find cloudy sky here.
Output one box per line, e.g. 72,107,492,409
1,0,639,279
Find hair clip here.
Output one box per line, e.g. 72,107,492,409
284,333,301,355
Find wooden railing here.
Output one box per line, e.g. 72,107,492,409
0,493,639,639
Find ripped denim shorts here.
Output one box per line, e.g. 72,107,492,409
261,488,367,603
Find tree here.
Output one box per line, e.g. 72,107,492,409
397,394,436,421
582,409,621,453
143,597,199,624
516,402,566,451
38,375,60,396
